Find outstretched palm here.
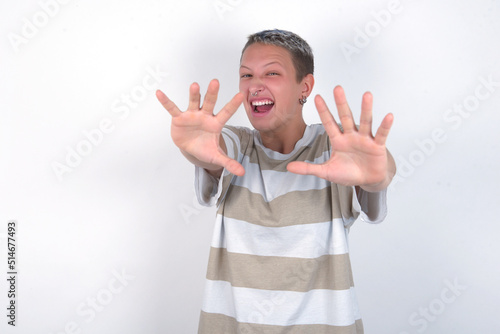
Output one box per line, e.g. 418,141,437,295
156,79,245,176
287,86,395,192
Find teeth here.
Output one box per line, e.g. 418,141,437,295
251,100,274,106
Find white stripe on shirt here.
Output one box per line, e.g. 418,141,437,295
210,215,350,257
201,279,362,327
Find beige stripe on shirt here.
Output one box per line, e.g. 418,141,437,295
217,185,344,227
206,247,354,292
198,311,364,334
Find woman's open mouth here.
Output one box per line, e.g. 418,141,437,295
251,99,274,116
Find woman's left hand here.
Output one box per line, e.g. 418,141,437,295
287,85,396,192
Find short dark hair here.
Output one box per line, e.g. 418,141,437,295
241,29,314,83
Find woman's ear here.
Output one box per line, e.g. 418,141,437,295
301,74,315,97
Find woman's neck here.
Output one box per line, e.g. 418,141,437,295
259,119,307,154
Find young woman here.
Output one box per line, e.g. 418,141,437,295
157,29,396,334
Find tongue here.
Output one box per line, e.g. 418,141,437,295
255,104,273,113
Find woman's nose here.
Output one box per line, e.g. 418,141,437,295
248,79,265,95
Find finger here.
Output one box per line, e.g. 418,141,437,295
358,91,373,136
216,92,244,125
333,86,356,133
314,94,341,139
287,161,326,178
224,158,245,177
212,152,245,176
201,79,220,114
156,90,181,117
188,82,201,111
374,113,394,146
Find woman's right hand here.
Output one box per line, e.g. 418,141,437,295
156,79,245,177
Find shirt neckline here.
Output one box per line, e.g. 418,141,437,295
252,124,317,159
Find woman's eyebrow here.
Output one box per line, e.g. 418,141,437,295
239,61,284,71
263,61,283,68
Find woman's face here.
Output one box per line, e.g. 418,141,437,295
239,43,308,134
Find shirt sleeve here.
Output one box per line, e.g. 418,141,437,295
338,184,388,229
194,167,224,207
353,187,388,224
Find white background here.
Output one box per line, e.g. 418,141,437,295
1,0,499,333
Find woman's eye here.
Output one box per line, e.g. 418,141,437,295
268,72,278,76
241,74,252,78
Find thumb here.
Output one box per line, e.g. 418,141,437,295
287,161,324,178
211,152,245,177
224,159,246,177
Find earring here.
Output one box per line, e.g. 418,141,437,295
299,96,307,105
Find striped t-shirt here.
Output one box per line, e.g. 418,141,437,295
195,124,387,334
